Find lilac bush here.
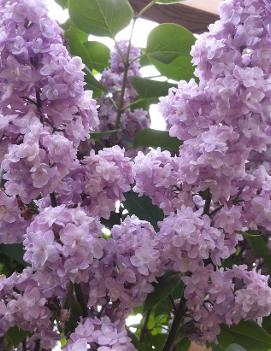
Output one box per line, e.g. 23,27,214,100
1,0,271,350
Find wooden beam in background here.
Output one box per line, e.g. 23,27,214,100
129,0,219,34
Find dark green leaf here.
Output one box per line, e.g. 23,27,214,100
69,0,134,37
218,322,271,351
150,55,195,81
6,327,32,347
177,337,191,351
64,284,83,334
84,41,110,72
243,231,271,271
55,0,68,8
134,128,182,151
227,344,247,351
84,69,106,96
63,21,92,67
140,49,151,66
90,129,121,141
263,316,271,335
146,23,195,64
101,211,121,229
144,272,183,311
212,345,226,351
129,97,158,110
0,244,26,266
138,345,151,351
130,77,176,101
124,192,164,231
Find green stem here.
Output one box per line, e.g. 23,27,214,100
140,309,152,342
115,19,136,129
162,299,186,351
136,0,156,18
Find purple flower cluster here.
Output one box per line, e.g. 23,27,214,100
0,0,98,205
184,265,271,342
65,316,136,351
0,0,98,145
157,206,230,272
153,0,271,341
81,146,133,219
0,268,56,348
133,149,183,213
87,216,161,318
23,206,105,284
159,0,271,228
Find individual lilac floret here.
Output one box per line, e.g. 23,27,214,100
157,206,230,273
23,205,105,285
0,0,98,145
65,316,136,351
81,146,133,219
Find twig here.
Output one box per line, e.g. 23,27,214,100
74,283,88,318
162,299,186,351
50,192,57,208
140,309,152,342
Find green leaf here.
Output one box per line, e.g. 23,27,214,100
64,22,93,68
150,55,195,81
63,25,105,95
101,211,121,230
6,327,32,347
0,244,26,266
55,0,68,8
227,344,247,351
69,0,134,37
83,41,110,72
177,337,191,351
134,128,182,151
129,97,158,110
130,77,176,101
90,129,121,141
64,284,83,334
263,316,271,335
218,322,271,351
144,272,183,311
146,23,195,64
124,192,164,231
243,231,271,271
84,69,106,96
212,345,226,351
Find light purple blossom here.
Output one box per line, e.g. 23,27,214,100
65,317,136,351
81,146,133,219
23,205,105,284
